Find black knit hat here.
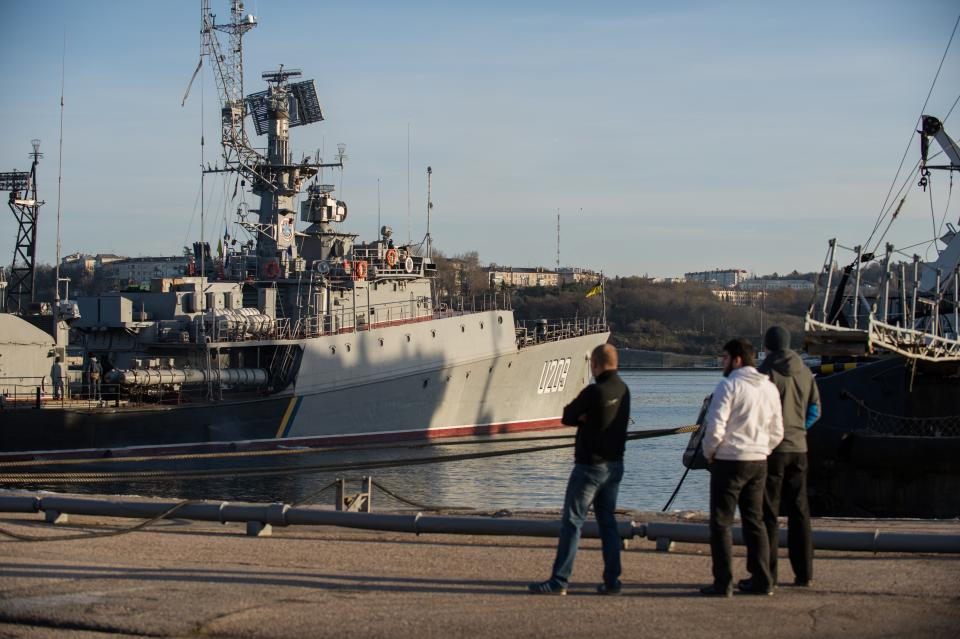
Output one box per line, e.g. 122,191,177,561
763,326,790,351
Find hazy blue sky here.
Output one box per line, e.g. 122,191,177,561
1,0,958,278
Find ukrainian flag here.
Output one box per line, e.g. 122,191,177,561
585,282,603,298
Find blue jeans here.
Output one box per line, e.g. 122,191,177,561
550,461,624,588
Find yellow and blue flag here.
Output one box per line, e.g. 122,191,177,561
585,281,603,298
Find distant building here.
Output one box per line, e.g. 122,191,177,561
739,278,814,291
488,266,560,288
712,289,766,306
651,276,686,284
557,266,600,285
100,256,190,287
96,254,125,268
685,268,748,288
61,253,97,273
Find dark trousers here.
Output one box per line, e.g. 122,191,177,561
763,451,813,584
709,459,771,591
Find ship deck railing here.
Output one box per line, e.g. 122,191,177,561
805,315,960,362
0,380,267,411
206,293,515,342
515,317,608,348
805,238,960,361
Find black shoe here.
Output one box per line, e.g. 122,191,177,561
737,578,777,592
596,582,622,596
528,580,567,595
737,579,774,596
794,578,813,588
699,584,732,597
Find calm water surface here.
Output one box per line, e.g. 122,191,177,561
35,370,722,513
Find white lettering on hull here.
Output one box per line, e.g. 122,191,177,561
537,357,571,394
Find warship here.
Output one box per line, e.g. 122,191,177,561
0,1,608,460
804,114,960,518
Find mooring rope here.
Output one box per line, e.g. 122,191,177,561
0,500,199,543
0,425,697,485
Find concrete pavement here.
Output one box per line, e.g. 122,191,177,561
0,505,958,638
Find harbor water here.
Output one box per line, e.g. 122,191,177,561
16,370,722,513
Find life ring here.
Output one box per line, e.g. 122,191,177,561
265,260,280,278
404,256,415,273
385,248,399,267
354,260,368,280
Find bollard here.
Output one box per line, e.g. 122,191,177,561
247,521,272,537
44,509,69,524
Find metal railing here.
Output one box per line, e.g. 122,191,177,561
435,292,512,315
515,317,608,347
806,239,960,362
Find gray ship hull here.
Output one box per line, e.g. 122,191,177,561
0,311,607,459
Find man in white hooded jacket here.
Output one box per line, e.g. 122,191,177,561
700,338,784,597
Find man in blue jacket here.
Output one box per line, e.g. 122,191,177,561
528,343,630,596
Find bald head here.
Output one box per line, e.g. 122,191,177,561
590,343,618,375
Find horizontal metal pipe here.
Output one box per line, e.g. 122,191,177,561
33,496,632,538
644,521,960,554
8,496,959,552
0,495,41,513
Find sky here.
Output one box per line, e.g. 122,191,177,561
1,0,958,279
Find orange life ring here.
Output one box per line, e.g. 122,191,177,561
354,260,368,280
385,248,399,267
265,260,280,278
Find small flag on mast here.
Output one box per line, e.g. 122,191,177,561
585,280,603,299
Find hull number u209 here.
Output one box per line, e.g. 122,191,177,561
538,357,571,394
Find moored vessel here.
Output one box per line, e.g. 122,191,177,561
0,1,608,462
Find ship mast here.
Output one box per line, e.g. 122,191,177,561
200,1,343,279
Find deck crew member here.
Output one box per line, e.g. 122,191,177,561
85,355,102,401
528,343,630,596
756,326,820,589
700,338,783,597
50,356,66,400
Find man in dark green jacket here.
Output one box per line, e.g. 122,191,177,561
752,326,821,589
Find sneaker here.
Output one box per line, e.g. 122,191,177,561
528,580,567,596
794,578,813,588
596,582,622,596
699,584,732,597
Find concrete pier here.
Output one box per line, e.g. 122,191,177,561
0,504,957,638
